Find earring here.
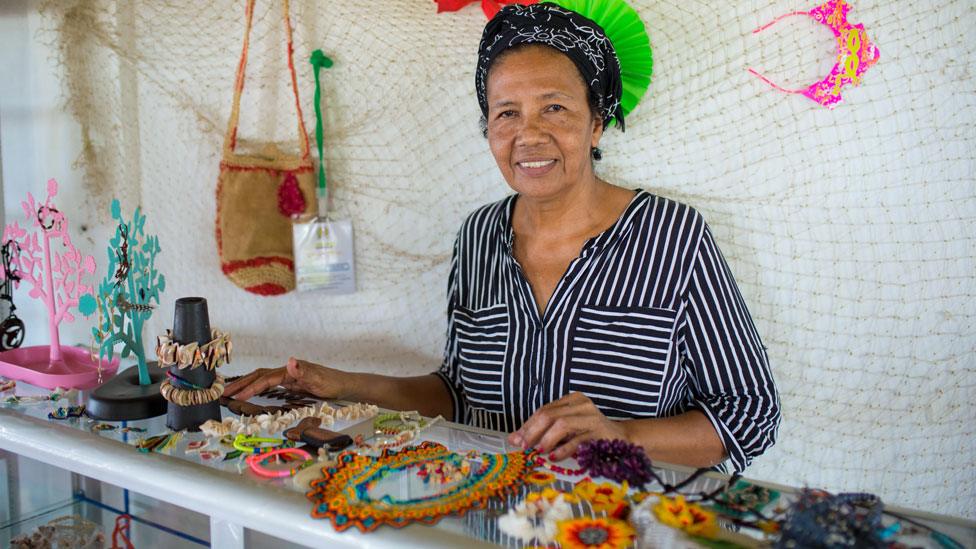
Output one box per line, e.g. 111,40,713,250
591,147,603,161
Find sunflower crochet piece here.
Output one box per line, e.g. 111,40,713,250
555,516,636,549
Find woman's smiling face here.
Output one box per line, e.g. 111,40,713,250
485,45,603,201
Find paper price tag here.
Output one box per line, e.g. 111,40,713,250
292,218,355,294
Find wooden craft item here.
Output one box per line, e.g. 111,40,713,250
285,417,352,451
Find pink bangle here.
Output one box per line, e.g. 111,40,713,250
246,447,313,478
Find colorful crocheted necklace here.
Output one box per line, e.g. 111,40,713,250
307,441,537,532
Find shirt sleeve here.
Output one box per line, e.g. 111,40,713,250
433,234,468,424
678,223,781,472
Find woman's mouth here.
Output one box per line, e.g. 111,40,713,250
516,159,556,175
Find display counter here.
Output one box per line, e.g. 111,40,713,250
1,359,974,548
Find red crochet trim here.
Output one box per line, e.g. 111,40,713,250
245,282,287,296
216,175,296,298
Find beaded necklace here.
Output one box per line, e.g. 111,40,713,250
372,410,427,434
534,455,586,476
200,401,378,439
308,441,538,532
354,414,442,454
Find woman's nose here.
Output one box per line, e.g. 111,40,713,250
514,114,549,146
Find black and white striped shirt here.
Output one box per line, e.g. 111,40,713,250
434,190,780,471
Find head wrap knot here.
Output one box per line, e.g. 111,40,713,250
476,3,625,130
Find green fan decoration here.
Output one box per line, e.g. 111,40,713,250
547,0,653,120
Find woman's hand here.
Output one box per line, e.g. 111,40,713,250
223,357,349,401
507,392,628,460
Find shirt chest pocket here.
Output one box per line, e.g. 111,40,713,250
569,305,677,418
453,303,509,413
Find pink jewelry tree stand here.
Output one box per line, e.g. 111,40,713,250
0,178,118,389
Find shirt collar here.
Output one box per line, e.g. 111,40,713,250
581,189,649,257
500,194,517,253
499,189,650,256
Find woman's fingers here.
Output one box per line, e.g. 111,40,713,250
286,358,342,399
509,405,558,449
285,357,305,378
280,378,302,392
223,368,268,397
228,367,288,401
535,414,586,455
224,358,341,404
549,412,628,460
510,394,584,449
549,431,590,461
511,392,624,458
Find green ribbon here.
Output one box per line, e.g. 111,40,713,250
309,49,334,202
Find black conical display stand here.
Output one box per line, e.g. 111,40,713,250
165,297,221,431
86,362,167,421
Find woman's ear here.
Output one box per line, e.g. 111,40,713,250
591,116,604,149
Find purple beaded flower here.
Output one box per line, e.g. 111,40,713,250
576,439,653,488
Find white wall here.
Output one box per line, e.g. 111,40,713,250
0,0,100,350
2,0,974,519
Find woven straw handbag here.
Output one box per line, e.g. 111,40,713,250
215,0,316,296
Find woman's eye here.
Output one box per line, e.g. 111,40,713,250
498,110,516,119
546,104,565,112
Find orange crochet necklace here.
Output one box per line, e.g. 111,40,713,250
307,441,537,532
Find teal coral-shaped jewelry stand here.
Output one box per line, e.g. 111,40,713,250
86,199,167,420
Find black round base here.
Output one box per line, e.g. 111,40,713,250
166,400,221,432
86,364,167,421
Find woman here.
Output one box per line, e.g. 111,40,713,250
226,3,779,472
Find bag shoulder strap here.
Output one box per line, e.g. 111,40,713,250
223,0,310,160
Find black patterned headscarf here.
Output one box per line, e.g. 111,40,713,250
476,2,624,130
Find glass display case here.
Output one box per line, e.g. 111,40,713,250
1,364,974,548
